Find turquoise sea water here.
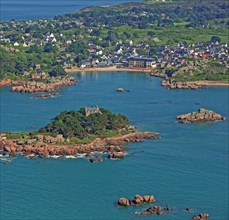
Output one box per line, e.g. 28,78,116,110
0,0,141,21
0,72,228,220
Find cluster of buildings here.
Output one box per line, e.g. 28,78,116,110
0,18,228,71
79,41,228,69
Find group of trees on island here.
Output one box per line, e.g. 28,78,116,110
39,108,130,141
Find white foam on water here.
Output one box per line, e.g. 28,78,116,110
65,156,77,159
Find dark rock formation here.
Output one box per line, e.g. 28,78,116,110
33,93,61,99
186,208,194,212
139,206,163,215
89,156,103,163
176,108,226,123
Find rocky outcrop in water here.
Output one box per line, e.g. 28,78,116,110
192,213,209,219
0,132,159,160
11,77,76,93
139,206,163,215
162,79,203,89
116,88,130,92
176,108,225,124
117,194,156,207
108,152,125,159
33,93,61,99
90,155,103,163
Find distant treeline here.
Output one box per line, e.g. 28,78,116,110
56,0,229,28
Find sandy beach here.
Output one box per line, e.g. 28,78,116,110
192,80,229,87
65,66,153,73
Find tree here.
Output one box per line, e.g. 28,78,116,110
48,66,66,77
44,43,59,53
211,36,221,43
149,48,157,56
147,31,155,37
40,108,129,139
91,29,101,37
26,45,43,53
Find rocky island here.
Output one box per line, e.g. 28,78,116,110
116,194,210,218
0,107,159,161
176,108,226,124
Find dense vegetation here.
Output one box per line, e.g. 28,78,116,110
166,60,229,82
39,108,130,142
0,47,66,79
62,0,228,29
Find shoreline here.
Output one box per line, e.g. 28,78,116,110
65,66,153,73
190,80,229,87
0,132,160,161
1,68,228,90
0,77,76,93
65,66,229,87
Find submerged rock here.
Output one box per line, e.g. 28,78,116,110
186,208,194,212
139,206,163,215
176,108,225,123
33,93,61,99
89,156,103,163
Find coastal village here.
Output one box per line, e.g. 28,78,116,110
0,0,229,77
0,23,228,71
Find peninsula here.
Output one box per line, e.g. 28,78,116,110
0,107,159,161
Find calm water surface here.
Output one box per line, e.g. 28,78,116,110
0,0,141,21
0,72,228,220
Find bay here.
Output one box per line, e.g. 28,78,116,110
0,72,228,219
0,0,141,21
